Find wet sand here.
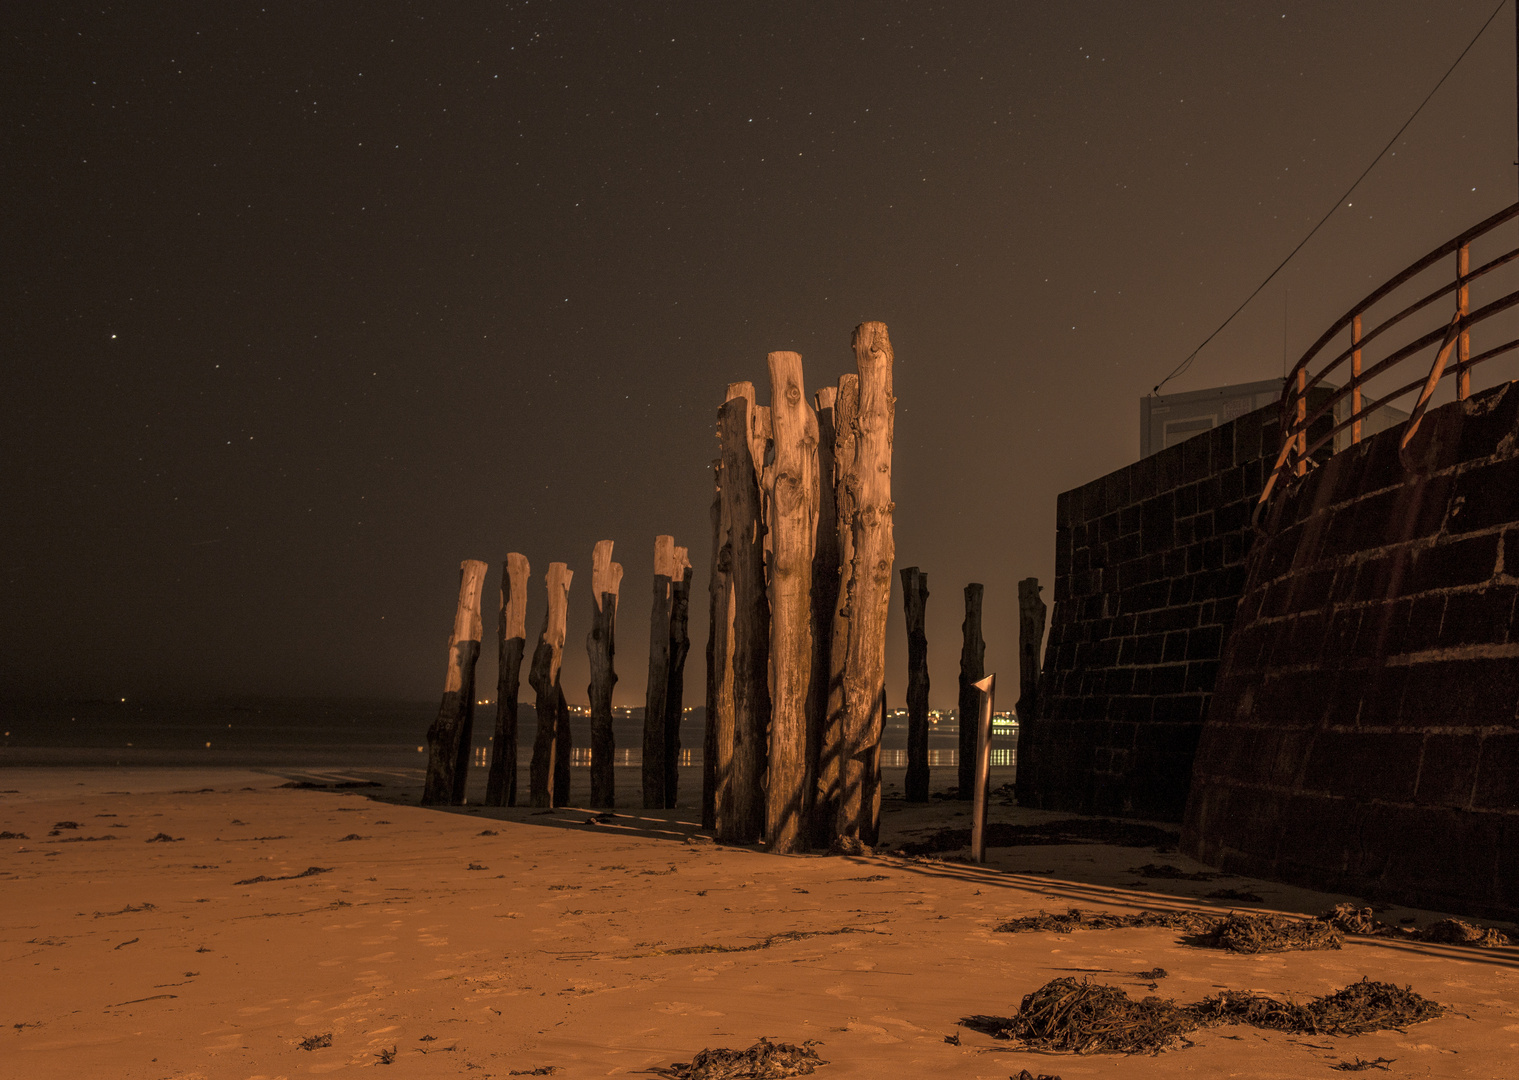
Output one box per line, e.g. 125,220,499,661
3,765,1517,1078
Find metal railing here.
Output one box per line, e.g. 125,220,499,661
1257,200,1519,518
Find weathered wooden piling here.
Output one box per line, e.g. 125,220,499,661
901,566,930,803
486,553,529,807
1017,577,1046,730
815,374,858,847
835,322,895,846
587,540,622,808
764,351,820,853
423,559,488,806
528,562,572,808
957,582,985,798
642,535,678,809
703,458,728,830
717,383,770,843
664,546,692,809
807,385,840,843
554,683,572,806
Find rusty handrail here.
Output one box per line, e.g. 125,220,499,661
1256,201,1519,519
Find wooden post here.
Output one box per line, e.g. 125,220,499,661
814,376,857,847
587,540,623,809
703,458,727,830
642,536,677,809
900,567,930,802
835,322,895,845
423,559,488,806
764,351,820,853
486,553,530,807
664,546,692,809
554,683,572,806
717,384,770,843
807,385,840,845
956,583,985,798
970,673,996,863
528,562,572,808
1016,578,1046,732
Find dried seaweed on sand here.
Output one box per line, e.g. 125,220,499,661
1319,904,1511,948
1192,912,1342,953
965,978,1197,1054
995,908,1218,935
1189,979,1443,1036
964,977,1442,1055
650,1038,827,1078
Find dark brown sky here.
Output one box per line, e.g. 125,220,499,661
4,1,1516,708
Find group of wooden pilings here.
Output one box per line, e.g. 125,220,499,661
705,322,897,854
422,537,693,812
896,569,1049,805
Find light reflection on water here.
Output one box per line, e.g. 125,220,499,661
477,746,1017,768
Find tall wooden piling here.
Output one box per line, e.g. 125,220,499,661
423,559,489,806
486,553,529,807
528,562,572,808
1017,578,1046,730
664,546,692,809
642,536,677,809
765,351,820,853
901,566,930,803
554,683,572,806
815,375,858,847
835,322,895,846
808,385,840,843
957,583,985,798
703,458,728,829
587,540,622,808
717,384,770,843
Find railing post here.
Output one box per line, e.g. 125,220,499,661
1458,243,1471,400
1351,315,1363,445
1295,367,1307,477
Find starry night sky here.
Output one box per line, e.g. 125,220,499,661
4,1,1517,708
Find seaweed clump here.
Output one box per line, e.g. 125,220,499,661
1192,912,1342,954
651,1038,827,1079
995,908,1218,935
964,977,1443,1055
1189,979,1443,1036
1319,904,1510,948
965,978,1195,1055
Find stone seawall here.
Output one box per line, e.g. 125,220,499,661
1017,401,1323,821
1183,382,1519,920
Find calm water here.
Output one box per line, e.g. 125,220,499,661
0,698,1016,770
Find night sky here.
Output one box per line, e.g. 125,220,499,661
5,1,1517,709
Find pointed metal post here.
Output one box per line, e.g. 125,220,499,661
970,673,996,863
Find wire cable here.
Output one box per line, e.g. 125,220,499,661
1152,0,1508,396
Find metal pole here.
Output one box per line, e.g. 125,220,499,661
1458,244,1471,400
970,673,995,863
1351,315,1363,444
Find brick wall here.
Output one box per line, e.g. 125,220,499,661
1183,382,1519,921
1016,401,1312,821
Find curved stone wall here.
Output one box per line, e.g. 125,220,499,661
1182,382,1519,920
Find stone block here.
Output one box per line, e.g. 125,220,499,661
1415,732,1482,808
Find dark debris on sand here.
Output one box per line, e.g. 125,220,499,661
235,866,332,885
650,1038,827,1078
964,977,1443,1055
1319,903,1511,948
995,908,1218,935
900,818,1178,856
1129,863,1215,881
1192,912,1343,954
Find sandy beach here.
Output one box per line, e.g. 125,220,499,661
3,765,1517,1079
